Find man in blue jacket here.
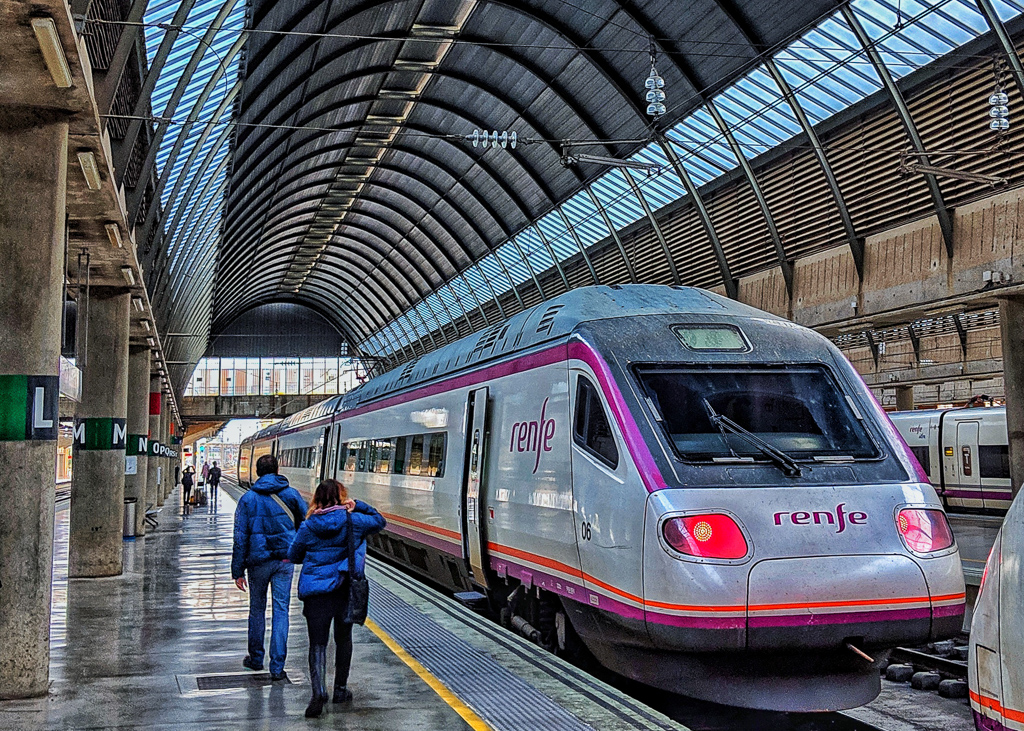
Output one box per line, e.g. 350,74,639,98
231,454,307,680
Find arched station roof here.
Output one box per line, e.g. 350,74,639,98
213,0,845,346
136,0,1024,390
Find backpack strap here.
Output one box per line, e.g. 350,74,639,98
268,492,300,530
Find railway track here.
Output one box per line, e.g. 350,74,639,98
890,646,968,679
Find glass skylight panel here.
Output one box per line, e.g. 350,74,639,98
536,212,576,261
496,241,533,286
477,253,512,295
668,109,739,172
628,144,684,209
590,169,646,230
515,230,555,271
560,191,608,246
461,266,492,300
994,0,1024,21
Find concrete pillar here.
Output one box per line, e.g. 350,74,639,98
69,289,130,578
125,346,149,536
148,374,163,507
1000,296,1024,500
895,386,915,412
0,114,68,699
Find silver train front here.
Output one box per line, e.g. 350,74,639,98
238,285,966,712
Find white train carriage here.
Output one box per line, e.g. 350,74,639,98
969,487,1022,731
890,408,1012,513
239,285,965,712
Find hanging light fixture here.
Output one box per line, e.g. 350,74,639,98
989,58,1010,131
645,37,666,119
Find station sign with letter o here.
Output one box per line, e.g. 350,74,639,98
0,375,59,441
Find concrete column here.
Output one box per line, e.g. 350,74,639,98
125,346,149,536
69,289,130,578
895,386,914,412
148,374,162,507
1000,296,1024,500
0,114,68,699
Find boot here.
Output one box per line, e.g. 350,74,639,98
304,645,328,718
332,685,353,703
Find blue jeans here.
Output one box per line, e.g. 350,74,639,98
246,560,294,675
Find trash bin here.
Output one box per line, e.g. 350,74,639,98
123,498,137,539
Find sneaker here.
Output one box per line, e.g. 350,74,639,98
242,656,263,671
332,686,353,703
270,671,288,682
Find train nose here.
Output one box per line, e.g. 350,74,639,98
746,555,933,650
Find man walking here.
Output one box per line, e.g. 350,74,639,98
208,461,222,506
231,454,307,680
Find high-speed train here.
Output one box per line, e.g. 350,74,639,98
890,407,1011,513
969,487,1021,731
238,285,965,712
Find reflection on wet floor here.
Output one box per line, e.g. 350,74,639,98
0,485,469,730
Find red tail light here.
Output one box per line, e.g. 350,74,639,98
663,514,748,559
896,509,954,553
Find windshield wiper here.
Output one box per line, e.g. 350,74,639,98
701,399,803,477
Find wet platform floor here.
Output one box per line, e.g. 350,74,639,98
0,484,683,731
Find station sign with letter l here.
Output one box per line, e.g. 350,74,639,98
0,375,59,441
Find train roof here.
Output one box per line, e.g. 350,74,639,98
890,406,1006,418
340,284,778,410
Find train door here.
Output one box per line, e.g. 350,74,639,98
319,426,331,482
956,421,983,510
461,387,491,589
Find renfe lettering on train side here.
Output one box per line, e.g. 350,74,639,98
773,503,867,534
509,397,556,474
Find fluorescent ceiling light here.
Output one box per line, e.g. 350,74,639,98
105,223,123,249
31,18,72,88
142,320,151,331
77,151,101,190
146,337,155,347
132,296,144,312
120,266,135,286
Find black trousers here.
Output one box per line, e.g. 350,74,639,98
302,583,353,686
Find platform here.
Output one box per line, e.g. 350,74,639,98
948,513,1002,587
0,484,685,731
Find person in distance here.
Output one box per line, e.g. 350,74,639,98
231,454,307,681
288,479,385,718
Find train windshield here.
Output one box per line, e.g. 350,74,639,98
637,365,878,462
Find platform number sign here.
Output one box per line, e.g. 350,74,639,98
0,375,59,441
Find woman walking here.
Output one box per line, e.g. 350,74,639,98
288,479,385,718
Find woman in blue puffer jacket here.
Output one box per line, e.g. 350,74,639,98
288,478,385,719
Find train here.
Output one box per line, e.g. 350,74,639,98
238,285,966,712
969,484,1021,731
890,407,1011,513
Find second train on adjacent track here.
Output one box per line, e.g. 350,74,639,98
238,285,965,712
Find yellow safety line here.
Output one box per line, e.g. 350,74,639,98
364,618,492,731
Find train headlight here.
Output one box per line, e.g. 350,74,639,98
662,514,748,560
896,508,954,554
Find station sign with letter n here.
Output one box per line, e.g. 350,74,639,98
0,375,59,441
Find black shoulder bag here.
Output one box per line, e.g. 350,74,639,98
343,511,370,624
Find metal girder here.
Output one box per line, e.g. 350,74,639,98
705,99,793,295
764,59,864,278
116,0,198,172
92,0,151,112
623,171,681,285
586,187,637,283
976,0,1024,102
657,136,736,298
557,208,600,285
529,225,567,293
842,5,955,259
511,232,548,300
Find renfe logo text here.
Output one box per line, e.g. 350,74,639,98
774,503,866,534
510,397,556,474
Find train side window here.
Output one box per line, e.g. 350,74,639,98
409,435,425,475
376,439,394,474
909,446,931,477
979,445,1010,479
342,443,357,472
394,436,408,475
357,441,368,472
426,433,446,477
574,376,618,469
